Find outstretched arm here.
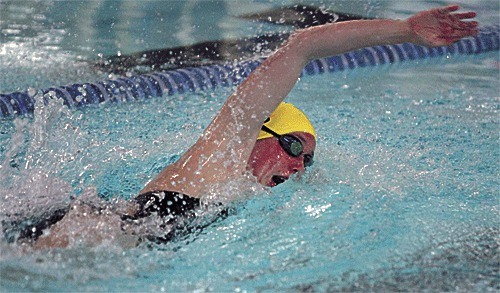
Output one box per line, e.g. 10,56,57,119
142,5,477,197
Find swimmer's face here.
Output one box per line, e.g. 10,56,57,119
247,132,316,187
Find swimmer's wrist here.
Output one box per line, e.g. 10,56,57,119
382,19,414,44
403,18,422,45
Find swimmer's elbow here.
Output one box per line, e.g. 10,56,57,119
283,29,318,62
286,24,345,61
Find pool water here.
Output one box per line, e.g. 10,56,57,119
1,0,499,291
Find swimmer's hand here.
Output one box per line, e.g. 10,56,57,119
407,5,478,47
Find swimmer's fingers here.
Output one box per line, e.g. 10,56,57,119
454,11,477,20
428,25,479,46
460,20,479,28
408,5,479,47
439,18,479,43
457,20,479,36
436,4,460,14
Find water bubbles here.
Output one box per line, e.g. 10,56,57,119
304,203,332,218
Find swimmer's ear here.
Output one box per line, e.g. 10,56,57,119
238,5,371,28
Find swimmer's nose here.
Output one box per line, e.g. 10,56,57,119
291,158,305,173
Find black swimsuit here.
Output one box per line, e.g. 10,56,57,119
122,190,222,243
3,191,226,244
2,207,69,243
128,191,202,220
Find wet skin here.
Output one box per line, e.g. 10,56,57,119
247,132,316,187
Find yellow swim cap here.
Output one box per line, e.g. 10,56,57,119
257,102,316,140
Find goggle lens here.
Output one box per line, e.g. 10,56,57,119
279,135,303,157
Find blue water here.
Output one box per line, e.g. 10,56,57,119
1,0,499,291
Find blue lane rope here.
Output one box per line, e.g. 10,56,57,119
1,25,498,120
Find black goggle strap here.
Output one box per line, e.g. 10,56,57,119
261,124,281,138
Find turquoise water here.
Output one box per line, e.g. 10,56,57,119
1,0,499,291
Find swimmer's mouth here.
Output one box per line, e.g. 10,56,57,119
272,175,288,186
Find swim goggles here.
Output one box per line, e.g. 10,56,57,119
261,125,314,167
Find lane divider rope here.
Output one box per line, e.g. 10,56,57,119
1,25,498,120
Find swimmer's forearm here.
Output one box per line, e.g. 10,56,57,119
291,19,413,61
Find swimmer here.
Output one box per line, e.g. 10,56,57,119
11,5,478,249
